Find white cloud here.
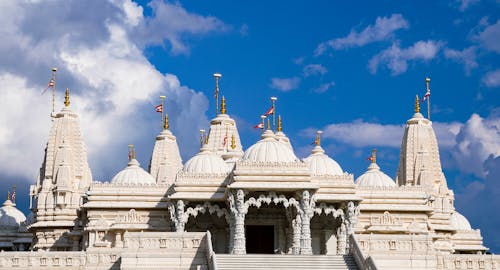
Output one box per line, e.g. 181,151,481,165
450,114,500,177
270,77,301,92
457,0,479,11
444,46,478,74
482,69,500,87
0,0,225,181
369,40,443,75
303,64,327,77
313,81,335,93
478,20,500,53
315,14,409,55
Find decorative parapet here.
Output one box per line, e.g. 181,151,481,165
355,233,435,256
122,231,207,250
236,161,309,168
175,173,229,184
437,254,500,269
0,252,86,269
90,182,168,189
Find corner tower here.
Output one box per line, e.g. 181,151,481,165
30,88,92,251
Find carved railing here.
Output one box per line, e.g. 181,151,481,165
437,254,500,269
205,231,218,270
349,234,378,270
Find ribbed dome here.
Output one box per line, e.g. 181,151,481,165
356,162,396,187
111,159,156,185
242,130,298,162
183,146,230,174
0,199,27,230
451,211,472,231
304,145,343,176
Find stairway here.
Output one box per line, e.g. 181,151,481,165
216,254,359,270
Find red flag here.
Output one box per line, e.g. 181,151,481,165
155,104,163,113
41,79,55,95
263,106,274,116
254,123,264,129
421,90,430,102
367,156,374,162
11,191,15,202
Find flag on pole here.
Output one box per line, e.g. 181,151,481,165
155,104,163,113
422,89,430,102
11,190,15,202
263,106,274,116
254,123,264,129
366,156,374,162
41,78,55,95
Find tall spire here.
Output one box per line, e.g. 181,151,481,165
425,77,431,120
220,96,227,114
271,96,277,130
414,95,420,113
266,118,271,130
64,88,70,107
50,67,57,116
128,144,136,160
277,115,282,132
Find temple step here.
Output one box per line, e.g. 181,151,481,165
215,254,359,270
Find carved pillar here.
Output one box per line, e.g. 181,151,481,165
337,221,347,255
168,200,187,232
299,190,314,255
344,201,360,253
292,214,302,255
228,189,247,255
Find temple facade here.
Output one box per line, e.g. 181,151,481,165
0,83,498,270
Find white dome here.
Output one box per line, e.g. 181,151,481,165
451,211,472,231
303,146,343,176
0,199,27,230
355,162,396,187
111,159,156,185
183,146,230,174
242,130,298,162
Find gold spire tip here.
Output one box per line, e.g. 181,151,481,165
266,118,271,130
7,191,10,201
414,95,420,113
277,115,282,132
220,96,226,114
315,130,323,146
163,114,169,130
205,133,209,145
371,149,377,163
128,144,136,160
64,88,70,107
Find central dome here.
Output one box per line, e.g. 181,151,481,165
451,211,472,231
111,159,156,185
183,146,230,174
304,145,343,176
355,162,396,187
242,130,298,162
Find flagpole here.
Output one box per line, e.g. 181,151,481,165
261,115,266,130
214,73,222,116
425,77,431,120
51,67,57,118
160,95,166,128
271,96,277,130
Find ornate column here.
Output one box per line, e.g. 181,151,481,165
168,200,187,232
344,201,360,253
292,214,302,255
337,221,347,255
228,189,248,254
299,190,315,255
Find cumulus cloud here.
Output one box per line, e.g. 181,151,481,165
368,40,443,75
478,20,500,53
315,14,409,55
270,77,301,92
0,0,226,181
444,46,478,74
456,0,479,11
303,64,327,77
482,69,500,87
312,81,336,94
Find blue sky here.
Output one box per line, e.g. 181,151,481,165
0,0,498,252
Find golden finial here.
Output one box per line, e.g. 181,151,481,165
64,88,70,107
205,133,209,145
414,95,420,113
128,144,136,160
371,149,377,164
163,114,169,130
231,134,236,149
277,115,282,132
220,96,227,114
266,118,271,130
7,191,10,201
315,130,323,146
